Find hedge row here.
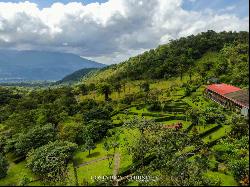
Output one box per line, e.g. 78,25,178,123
198,124,222,138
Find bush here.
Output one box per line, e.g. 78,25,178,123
228,158,249,182
121,94,135,105
202,174,221,186
83,106,112,121
0,153,8,179
147,101,162,112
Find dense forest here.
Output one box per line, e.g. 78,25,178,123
0,30,249,186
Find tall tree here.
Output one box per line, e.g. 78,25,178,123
98,83,112,101
84,136,96,156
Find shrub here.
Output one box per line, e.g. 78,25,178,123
228,158,249,182
147,101,162,112
0,153,8,179
121,94,135,105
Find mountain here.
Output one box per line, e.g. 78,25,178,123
55,68,98,85
0,50,105,82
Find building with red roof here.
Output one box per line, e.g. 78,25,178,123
205,83,249,117
206,83,241,95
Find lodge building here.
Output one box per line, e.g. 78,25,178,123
205,83,249,117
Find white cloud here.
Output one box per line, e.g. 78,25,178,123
0,0,249,64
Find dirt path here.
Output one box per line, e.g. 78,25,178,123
113,153,121,186
77,155,113,167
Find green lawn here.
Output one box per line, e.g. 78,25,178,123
72,127,138,185
203,125,231,143
126,181,140,186
204,171,238,186
193,124,218,134
0,160,38,186
76,159,114,185
112,113,157,125
176,145,196,156
117,128,139,173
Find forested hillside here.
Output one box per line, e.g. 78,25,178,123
0,30,249,186
85,30,248,87
55,68,99,85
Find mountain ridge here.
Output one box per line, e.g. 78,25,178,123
0,50,106,82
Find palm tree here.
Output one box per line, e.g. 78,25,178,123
98,83,112,101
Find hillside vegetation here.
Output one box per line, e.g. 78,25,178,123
55,68,99,85
0,31,249,186
85,30,248,87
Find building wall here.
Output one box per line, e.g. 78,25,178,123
205,88,249,117
241,107,249,117
205,89,240,111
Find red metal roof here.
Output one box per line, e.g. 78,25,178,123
207,83,241,95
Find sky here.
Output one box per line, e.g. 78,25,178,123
0,0,249,64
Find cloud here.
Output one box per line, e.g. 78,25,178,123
0,0,249,64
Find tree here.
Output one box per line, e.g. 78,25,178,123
212,136,249,185
103,140,113,168
0,87,20,105
229,155,249,184
4,111,36,132
0,153,8,179
178,63,185,81
5,124,56,157
84,136,96,156
230,114,249,138
26,141,77,183
123,118,209,186
98,83,112,101
186,108,200,125
87,83,96,92
78,84,88,95
58,122,83,143
187,66,194,81
83,106,112,122
114,82,122,97
109,131,120,153
83,120,112,142
140,82,150,93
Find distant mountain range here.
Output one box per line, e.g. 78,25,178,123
0,50,105,82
